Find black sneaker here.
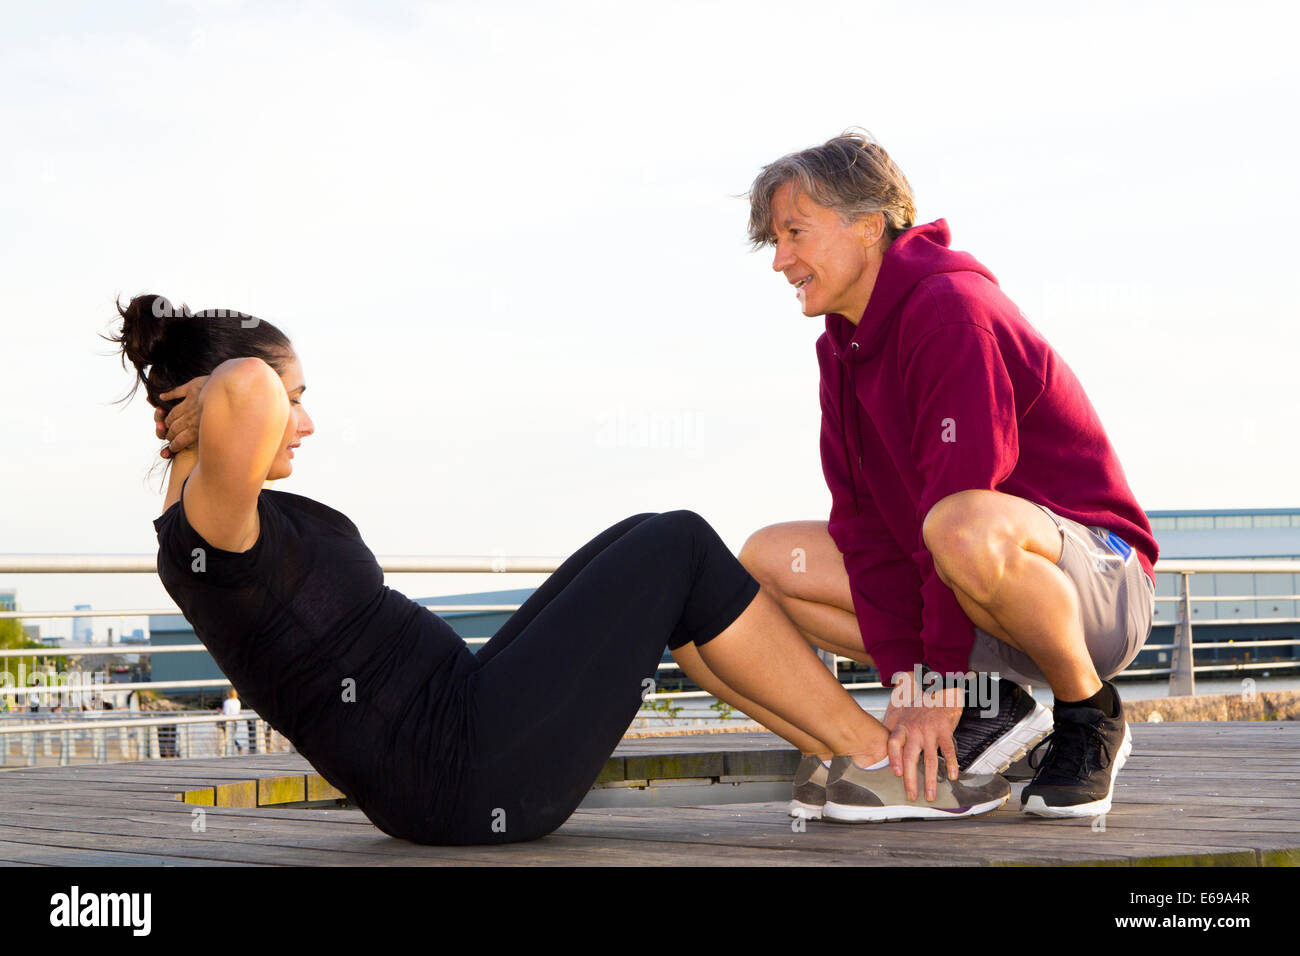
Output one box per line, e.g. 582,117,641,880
953,677,1054,776
1020,681,1133,817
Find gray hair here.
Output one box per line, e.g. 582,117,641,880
746,128,916,249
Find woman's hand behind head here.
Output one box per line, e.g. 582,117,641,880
154,375,210,458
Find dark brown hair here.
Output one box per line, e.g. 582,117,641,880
101,294,294,478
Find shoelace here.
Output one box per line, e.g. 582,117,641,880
1027,716,1114,782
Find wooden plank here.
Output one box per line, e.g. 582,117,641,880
306,775,347,801
568,796,1280,855
257,775,306,806
0,836,257,866
0,805,389,847
0,822,461,867
215,780,258,808
0,812,964,867
0,721,1294,866
622,751,726,781
554,814,1165,866
723,749,802,777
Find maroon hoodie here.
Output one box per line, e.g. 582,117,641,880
817,219,1158,684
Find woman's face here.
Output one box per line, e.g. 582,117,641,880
266,354,313,481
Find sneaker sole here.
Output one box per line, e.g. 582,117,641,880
788,800,824,820
1021,722,1133,818
965,700,1055,775
822,792,1009,823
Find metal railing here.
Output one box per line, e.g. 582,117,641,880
0,710,292,766
2,555,1299,761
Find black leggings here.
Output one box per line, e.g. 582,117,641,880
431,509,759,844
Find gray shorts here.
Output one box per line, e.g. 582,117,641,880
967,503,1155,687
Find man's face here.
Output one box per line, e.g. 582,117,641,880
769,180,882,322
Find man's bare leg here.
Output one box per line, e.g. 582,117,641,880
738,521,871,663
922,489,1101,702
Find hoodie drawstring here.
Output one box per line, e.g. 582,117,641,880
840,353,862,515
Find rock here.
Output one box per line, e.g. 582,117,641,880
1122,689,1300,722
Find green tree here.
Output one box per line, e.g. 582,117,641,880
0,616,55,710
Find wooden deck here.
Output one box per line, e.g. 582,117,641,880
0,721,1296,866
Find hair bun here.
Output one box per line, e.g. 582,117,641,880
115,294,189,368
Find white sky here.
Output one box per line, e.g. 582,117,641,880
2,0,1298,636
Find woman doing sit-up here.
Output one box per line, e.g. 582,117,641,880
106,293,1007,844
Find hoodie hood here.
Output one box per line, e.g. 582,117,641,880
826,219,998,363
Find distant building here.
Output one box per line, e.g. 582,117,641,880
1141,508,1300,673
72,604,92,643
0,590,43,643
412,588,537,648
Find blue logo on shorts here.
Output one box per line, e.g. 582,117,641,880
1099,528,1133,559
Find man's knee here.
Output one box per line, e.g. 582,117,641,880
924,491,994,557
923,491,1019,600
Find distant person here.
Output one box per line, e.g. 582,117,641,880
720,130,1158,820
221,688,244,755
106,294,1008,844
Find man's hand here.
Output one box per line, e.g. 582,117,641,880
153,375,210,458
885,668,964,802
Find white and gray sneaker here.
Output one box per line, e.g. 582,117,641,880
789,754,829,820
823,754,1011,823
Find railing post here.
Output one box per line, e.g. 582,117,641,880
1169,571,1196,697
816,648,838,676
